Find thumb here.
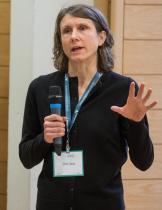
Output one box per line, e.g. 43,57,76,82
111,106,123,114
63,116,67,122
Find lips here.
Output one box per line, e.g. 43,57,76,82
71,46,84,52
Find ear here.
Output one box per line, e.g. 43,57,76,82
98,31,106,47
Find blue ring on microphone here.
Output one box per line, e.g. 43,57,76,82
50,104,62,109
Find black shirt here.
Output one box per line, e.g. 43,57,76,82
19,70,154,210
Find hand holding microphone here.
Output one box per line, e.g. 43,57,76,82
43,86,66,156
44,114,66,142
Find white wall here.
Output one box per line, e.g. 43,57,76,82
8,0,93,210
8,1,34,210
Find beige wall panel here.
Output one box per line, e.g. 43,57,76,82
0,130,8,161
147,110,162,144
122,145,162,179
0,35,9,66
0,195,6,210
129,75,162,109
123,41,162,75
123,180,162,210
113,1,162,210
0,2,10,34
0,99,8,130
111,0,124,74
0,67,9,98
94,0,110,20
125,0,162,4
124,5,162,39
0,162,7,194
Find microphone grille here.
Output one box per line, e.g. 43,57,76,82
49,86,62,97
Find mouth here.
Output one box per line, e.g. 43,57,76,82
71,46,84,53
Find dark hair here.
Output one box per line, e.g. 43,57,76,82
53,4,114,72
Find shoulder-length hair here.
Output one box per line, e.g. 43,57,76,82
53,4,114,72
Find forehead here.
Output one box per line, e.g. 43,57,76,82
60,14,95,28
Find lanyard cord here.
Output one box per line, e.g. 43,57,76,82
64,72,103,152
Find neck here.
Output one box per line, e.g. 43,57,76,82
68,60,97,99
68,60,97,87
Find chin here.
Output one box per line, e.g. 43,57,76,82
70,56,86,63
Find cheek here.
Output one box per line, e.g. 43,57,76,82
86,34,100,46
88,39,99,52
61,39,69,53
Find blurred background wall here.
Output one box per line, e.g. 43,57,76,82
0,0,10,209
110,1,162,210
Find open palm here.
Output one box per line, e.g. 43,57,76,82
111,82,157,122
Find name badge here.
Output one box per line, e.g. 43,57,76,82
52,151,84,177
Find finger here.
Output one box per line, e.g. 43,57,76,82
45,127,65,133
44,127,65,140
44,121,65,128
63,117,67,122
137,83,145,99
44,114,65,122
142,88,152,104
128,82,135,98
44,132,65,143
146,101,158,110
111,106,123,115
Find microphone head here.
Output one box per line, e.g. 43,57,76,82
49,86,62,97
49,86,62,104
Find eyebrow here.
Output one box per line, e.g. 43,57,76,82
62,19,93,27
61,22,91,29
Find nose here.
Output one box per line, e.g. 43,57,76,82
71,29,79,41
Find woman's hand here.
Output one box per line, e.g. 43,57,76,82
44,114,66,143
111,82,157,122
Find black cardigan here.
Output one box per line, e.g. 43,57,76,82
19,70,154,210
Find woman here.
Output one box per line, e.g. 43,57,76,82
19,4,157,210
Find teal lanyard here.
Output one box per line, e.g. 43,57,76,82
64,72,103,152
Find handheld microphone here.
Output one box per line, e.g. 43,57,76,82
49,86,62,156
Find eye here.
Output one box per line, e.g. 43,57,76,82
79,24,88,31
62,27,72,34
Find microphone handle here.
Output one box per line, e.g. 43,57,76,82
51,106,62,156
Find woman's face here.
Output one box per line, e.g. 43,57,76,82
60,14,105,64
